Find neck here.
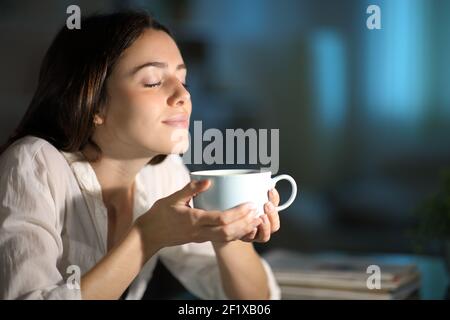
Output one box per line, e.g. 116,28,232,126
81,143,154,211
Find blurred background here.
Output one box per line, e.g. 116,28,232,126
1,0,449,298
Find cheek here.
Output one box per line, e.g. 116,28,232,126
104,86,190,154
108,88,161,132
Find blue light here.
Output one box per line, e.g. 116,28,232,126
311,31,347,129
364,0,427,122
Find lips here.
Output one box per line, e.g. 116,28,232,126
162,114,190,129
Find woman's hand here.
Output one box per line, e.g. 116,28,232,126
241,188,281,243
135,180,262,256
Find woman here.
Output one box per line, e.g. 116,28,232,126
0,11,281,300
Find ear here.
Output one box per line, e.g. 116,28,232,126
93,114,104,126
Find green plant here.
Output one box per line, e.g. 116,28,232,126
414,169,450,249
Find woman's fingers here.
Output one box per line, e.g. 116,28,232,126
188,194,281,243
253,214,271,243
194,202,257,226
206,212,262,242
195,202,280,243
241,227,258,242
170,179,211,206
268,188,280,206
264,201,280,233
265,188,281,233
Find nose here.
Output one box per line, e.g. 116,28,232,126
167,82,191,108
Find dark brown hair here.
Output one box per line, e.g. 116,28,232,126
0,11,172,165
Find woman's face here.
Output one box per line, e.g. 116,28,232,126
95,28,191,159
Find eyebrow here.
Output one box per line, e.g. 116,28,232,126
130,62,186,75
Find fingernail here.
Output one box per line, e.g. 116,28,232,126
266,202,274,211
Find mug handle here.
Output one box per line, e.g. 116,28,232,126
270,175,297,212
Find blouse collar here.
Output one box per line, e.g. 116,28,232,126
60,151,151,219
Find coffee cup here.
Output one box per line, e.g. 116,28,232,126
190,169,297,216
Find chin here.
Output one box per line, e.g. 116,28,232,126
149,139,189,156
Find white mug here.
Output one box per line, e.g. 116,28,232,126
190,169,297,216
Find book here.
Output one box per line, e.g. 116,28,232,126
280,281,420,300
263,249,421,300
275,271,420,292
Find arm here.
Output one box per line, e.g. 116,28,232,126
158,188,282,301
212,188,282,300
84,177,281,300
80,225,159,300
0,147,81,299
212,241,270,299
84,180,262,299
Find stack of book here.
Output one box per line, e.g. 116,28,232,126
263,249,421,300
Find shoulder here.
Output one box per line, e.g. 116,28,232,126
0,136,70,183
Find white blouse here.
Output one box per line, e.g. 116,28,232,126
0,136,280,300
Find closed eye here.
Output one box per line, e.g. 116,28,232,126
144,82,162,88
